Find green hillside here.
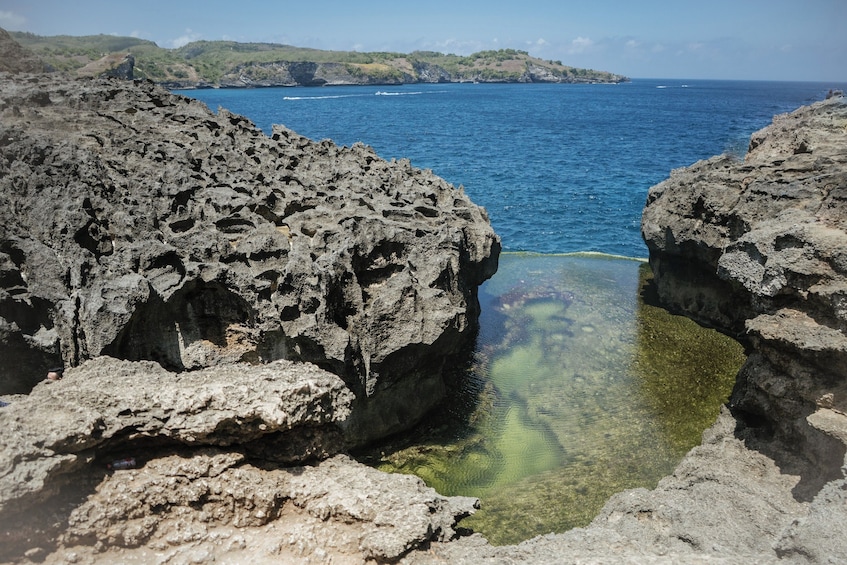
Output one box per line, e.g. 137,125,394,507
10,32,628,86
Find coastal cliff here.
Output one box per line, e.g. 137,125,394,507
8,31,628,87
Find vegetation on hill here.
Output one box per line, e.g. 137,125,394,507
10,32,628,86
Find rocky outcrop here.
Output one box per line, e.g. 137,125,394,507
0,357,477,563
637,95,847,561
642,96,847,452
0,28,44,73
0,73,499,445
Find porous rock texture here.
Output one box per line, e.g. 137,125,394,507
0,72,499,445
641,96,847,457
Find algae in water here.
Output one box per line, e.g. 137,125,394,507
358,254,745,545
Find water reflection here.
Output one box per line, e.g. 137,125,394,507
356,253,745,545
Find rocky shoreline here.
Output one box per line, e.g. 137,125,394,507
1,27,846,564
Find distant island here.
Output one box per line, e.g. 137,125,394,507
9,31,629,88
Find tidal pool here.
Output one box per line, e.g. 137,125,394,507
356,253,745,545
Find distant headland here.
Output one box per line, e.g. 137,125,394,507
8,31,629,88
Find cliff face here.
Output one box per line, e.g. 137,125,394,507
642,97,847,454
637,96,847,560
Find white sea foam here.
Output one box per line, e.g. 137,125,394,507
375,91,424,96
283,93,372,101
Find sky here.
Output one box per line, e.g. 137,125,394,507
1,0,845,82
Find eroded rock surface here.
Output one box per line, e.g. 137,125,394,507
642,97,847,458
0,73,499,444
636,96,847,562
40,452,477,565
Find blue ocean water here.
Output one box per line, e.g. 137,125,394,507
177,80,844,257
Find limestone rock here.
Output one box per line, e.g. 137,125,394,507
0,357,352,516
633,96,847,562
7,450,477,564
0,73,500,445
641,96,847,438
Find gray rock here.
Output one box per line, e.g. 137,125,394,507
635,97,847,562
0,73,500,445
40,451,477,564
0,357,352,514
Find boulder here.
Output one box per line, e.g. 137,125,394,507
0,357,477,563
0,73,500,445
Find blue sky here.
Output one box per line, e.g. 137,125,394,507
1,0,845,81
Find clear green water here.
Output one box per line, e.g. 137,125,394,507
357,253,745,545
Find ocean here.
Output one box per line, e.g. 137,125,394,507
176,79,843,257
176,79,844,543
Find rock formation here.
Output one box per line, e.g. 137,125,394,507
0,73,499,446
0,357,477,564
0,28,44,74
642,95,847,464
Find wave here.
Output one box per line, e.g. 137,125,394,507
283,93,373,101
375,91,424,96
284,90,445,101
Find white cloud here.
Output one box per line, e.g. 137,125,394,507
427,38,487,55
625,39,640,49
0,10,26,28
568,36,593,54
166,29,202,49
535,38,548,47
